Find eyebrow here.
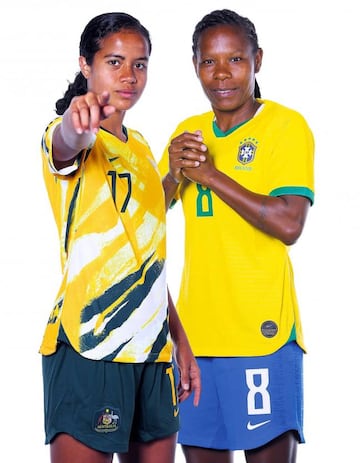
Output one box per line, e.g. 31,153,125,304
104,53,149,61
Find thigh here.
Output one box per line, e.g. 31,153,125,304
245,431,298,463
181,445,234,463
117,433,177,463
51,433,113,463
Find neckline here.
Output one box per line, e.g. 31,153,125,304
213,103,264,137
100,125,128,142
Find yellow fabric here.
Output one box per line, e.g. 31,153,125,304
159,100,315,356
40,117,172,362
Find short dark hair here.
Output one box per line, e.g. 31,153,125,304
192,9,261,98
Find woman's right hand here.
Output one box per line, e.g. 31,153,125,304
67,91,116,135
53,91,116,166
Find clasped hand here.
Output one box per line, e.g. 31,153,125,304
168,130,215,185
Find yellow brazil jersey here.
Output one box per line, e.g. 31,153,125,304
159,99,315,357
40,117,172,363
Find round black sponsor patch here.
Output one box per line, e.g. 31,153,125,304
261,320,278,338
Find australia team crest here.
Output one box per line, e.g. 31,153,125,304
237,138,258,165
94,407,120,433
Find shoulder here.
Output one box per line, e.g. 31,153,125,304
174,111,214,132
259,99,311,127
42,116,62,147
126,127,151,148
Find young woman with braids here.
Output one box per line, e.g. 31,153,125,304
159,9,315,463
39,12,200,463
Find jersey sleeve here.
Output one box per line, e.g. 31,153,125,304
267,111,315,204
41,117,81,176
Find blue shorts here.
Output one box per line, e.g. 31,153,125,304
175,342,304,450
42,342,179,453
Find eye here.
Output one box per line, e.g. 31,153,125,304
201,59,214,66
230,56,242,62
108,59,121,66
134,61,147,70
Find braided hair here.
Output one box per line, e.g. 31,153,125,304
192,9,261,98
55,12,152,115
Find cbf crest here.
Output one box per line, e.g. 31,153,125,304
237,138,258,165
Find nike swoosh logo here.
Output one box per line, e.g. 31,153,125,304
247,419,271,430
174,408,179,417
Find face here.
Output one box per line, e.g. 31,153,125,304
193,24,262,114
80,30,149,111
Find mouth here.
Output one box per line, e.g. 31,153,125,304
115,89,137,99
211,88,237,97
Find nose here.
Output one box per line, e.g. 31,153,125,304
120,64,137,83
213,61,231,80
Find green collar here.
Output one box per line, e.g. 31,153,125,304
212,118,251,137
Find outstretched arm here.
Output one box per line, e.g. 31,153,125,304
52,91,116,169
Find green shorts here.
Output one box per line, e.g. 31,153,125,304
42,342,179,453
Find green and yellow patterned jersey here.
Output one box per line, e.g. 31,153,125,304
159,100,315,357
40,117,172,363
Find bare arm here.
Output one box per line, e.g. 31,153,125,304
168,289,201,406
162,173,181,211
168,131,310,245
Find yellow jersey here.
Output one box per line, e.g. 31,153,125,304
40,117,172,363
159,100,315,356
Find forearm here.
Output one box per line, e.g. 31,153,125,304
167,288,201,406
205,169,309,245
168,289,190,347
162,173,180,211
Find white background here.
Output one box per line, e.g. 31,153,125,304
1,0,359,461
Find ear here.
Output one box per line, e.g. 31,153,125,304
79,56,91,79
255,48,263,73
192,55,199,77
